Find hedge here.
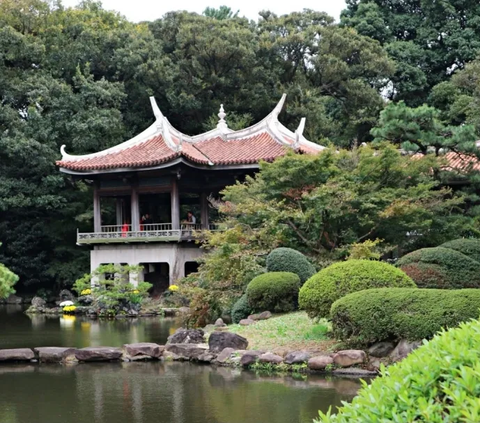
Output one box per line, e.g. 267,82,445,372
246,272,300,313
316,317,480,422
266,247,316,284
440,238,480,263
331,288,480,345
397,247,480,289
299,260,415,319
231,294,252,323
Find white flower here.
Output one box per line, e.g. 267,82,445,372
59,300,74,307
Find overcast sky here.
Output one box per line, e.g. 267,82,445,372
61,0,347,22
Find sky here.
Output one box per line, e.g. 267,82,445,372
61,0,347,22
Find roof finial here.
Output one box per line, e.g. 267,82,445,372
217,104,228,130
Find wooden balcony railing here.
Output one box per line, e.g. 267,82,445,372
77,222,221,244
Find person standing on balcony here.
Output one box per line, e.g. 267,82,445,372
187,211,196,226
121,221,129,237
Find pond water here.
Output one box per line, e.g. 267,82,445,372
0,306,361,423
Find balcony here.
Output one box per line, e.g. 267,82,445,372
77,223,220,245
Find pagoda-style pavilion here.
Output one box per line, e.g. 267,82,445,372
57,94,324,289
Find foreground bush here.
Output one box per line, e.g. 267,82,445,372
231,294,252,323
246,272,300,313
0,263,19,299
331,288,480,345
440,238,480,263
316,318,480,422
397,247,480,288
299,260,415,319
266,248,316,284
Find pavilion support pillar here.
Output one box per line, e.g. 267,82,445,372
171,178,180,230
93,181,102,233
200,192,209,229
131,183,140,231
115,198,123,226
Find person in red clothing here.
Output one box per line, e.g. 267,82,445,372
121,221,129,237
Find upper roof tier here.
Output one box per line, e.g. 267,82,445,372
56,94,325,175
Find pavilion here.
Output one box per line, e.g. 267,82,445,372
56,94,324,289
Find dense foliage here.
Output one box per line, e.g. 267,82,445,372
317,317,480,422
299,260,415,319
440,238,480,263
331,288,480,345
231,293,252,324
266,247,316,285
397,247,480,289
246,272,300,313
0,263,18,299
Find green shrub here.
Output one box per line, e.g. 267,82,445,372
231,294,252,323
246,272,300,313
299,260,415,319
266,247,316,284
0,263,18,299
440,238,480,263
331,288,480,345
316,317,480,423
397,247,480,289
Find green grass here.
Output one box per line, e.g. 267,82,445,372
229,311,334,353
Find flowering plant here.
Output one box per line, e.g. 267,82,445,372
169,285,179,292
63,305,77,314
80,288,92,296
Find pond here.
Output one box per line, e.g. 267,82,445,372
0,306,361,423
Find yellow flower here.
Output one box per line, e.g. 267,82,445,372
132,290,139,294
81,288,92,296
63,305,77,313
169,285,179,292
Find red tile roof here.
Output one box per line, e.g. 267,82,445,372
443,151,480,172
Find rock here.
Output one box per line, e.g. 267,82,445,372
197,352,216,363
239,318,255,326
284,351,311,365
59,289,75,302
123,343,164,359
333,368,377,377
34,347,76,363
75,347,123,362
307,355,333,370
77,295,93,305
240,350,262,367
6,295,23,305
367,357,382,372
0,348,35,362
259,352,283,364
215,318,226,327
390,339,422,362
333,350,366,367
167,328,205,344
162,350,180,361
208,332,248,353
215,347,236,364
368,341,395,358
248,311,272,321
214,326,230,332
165,344,208,360
31,297,47,308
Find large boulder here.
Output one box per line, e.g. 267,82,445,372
308,355,333,370
390,339,422,362
167,328,205,344
31,297,47,308
284,351,311,365
58,289,75,302
239,319,255,326
123,343,164,360
259,352,283,364
208,332,248,353
248,311,272,321
333,350,366,367
215,347,236,364
164,344,208,360
240,350,262,367
75,347,123,362
368,341,396,358
0,348,35,362
34,347,76,363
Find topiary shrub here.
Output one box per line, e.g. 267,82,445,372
316,317,480,422
440,238,480,263
246,272,300,313
397,247,480,289
331,287,480,345
299,260,415,319
231,294,252,323
266,248,316,285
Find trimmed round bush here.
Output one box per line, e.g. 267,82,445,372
316,317,480,422
440,238,480,263
299,260,415,319
397,247,480,289
231,294,252,324
266,247,316,284
331,288,480,345
246,272,300,313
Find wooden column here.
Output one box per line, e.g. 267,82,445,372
131,183,140,231
115,198,123,226
93,181,102,233
171,178,180,230
200,192,209,229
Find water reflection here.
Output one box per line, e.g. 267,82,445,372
0,363,361,423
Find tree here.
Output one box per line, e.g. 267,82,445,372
0,244,19,299
203,6,239,20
